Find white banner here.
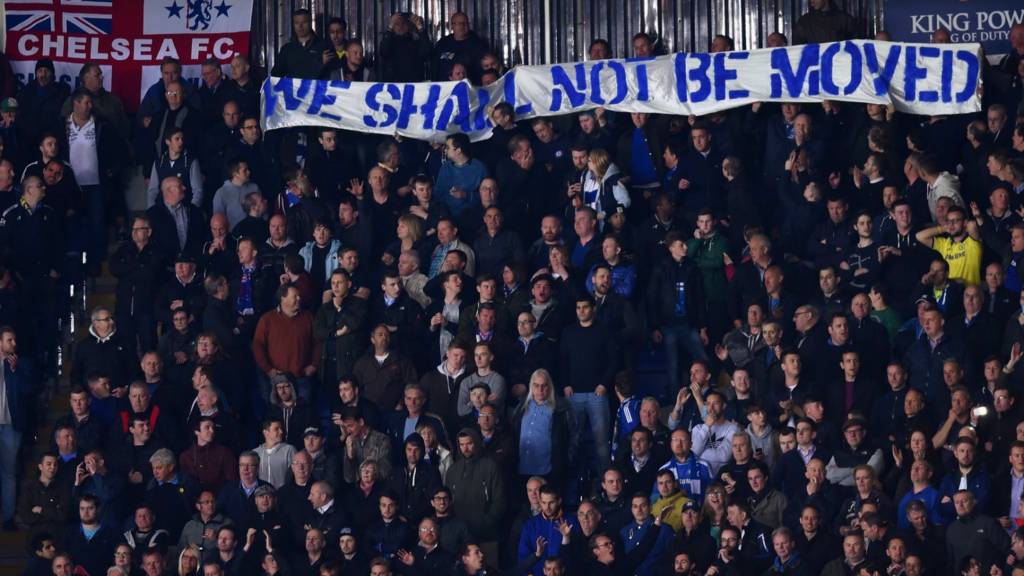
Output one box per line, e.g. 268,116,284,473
261,40,984,142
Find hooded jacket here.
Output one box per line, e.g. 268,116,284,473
444,428,505,541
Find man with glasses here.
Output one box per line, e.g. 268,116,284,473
109,215,161,351
228,116,280,209
216,451,270,523
397,516,453,574
23,532,57,576
917,205,983,286
139,57,199,130
71,306,135,390
145,78,202,173
430,486,470,556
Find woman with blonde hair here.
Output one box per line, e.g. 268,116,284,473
382,214,425,267
511,369,576,490
177,545,201,576
580,147,630,225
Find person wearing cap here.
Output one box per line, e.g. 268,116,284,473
301,425,340,490
240,483,286,561
675,497,718,570
15,59,70,153
461,381,491,428
336,527,369,576
825,417,884,489
458,341,506,418
154,253,204,331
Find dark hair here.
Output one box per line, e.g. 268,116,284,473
447,133,471,159
339,406,364,422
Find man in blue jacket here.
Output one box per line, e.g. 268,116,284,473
517,485,579,576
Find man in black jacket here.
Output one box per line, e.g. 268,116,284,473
109,215,163,352
648,230,709,395
60,495,117,576
146,176,208,262
560,294,617,472
71,307,136,390
378,13,432,83
447,428,504,563
271,9,329,80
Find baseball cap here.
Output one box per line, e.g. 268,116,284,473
0,98,17,113
254,484,275,497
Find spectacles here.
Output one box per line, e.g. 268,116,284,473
418,527,436,533
165,91,180,96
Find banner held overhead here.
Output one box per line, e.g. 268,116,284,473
261,40,984,143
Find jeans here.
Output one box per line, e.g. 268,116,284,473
567,392,610,473
0,425,21,522
661,323,708,394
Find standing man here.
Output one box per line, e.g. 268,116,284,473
0,176,62,362
252,284,320,412
272,9,329,79
66,88,125,274
0,327,32,529
648,231,708,395
431,12,489,82
17,59,70,148
560,295,617,472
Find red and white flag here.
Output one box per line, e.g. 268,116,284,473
4,0,253,110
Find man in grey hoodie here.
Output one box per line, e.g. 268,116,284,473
213,159,260,228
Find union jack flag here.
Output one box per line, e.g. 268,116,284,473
5,0,113,35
